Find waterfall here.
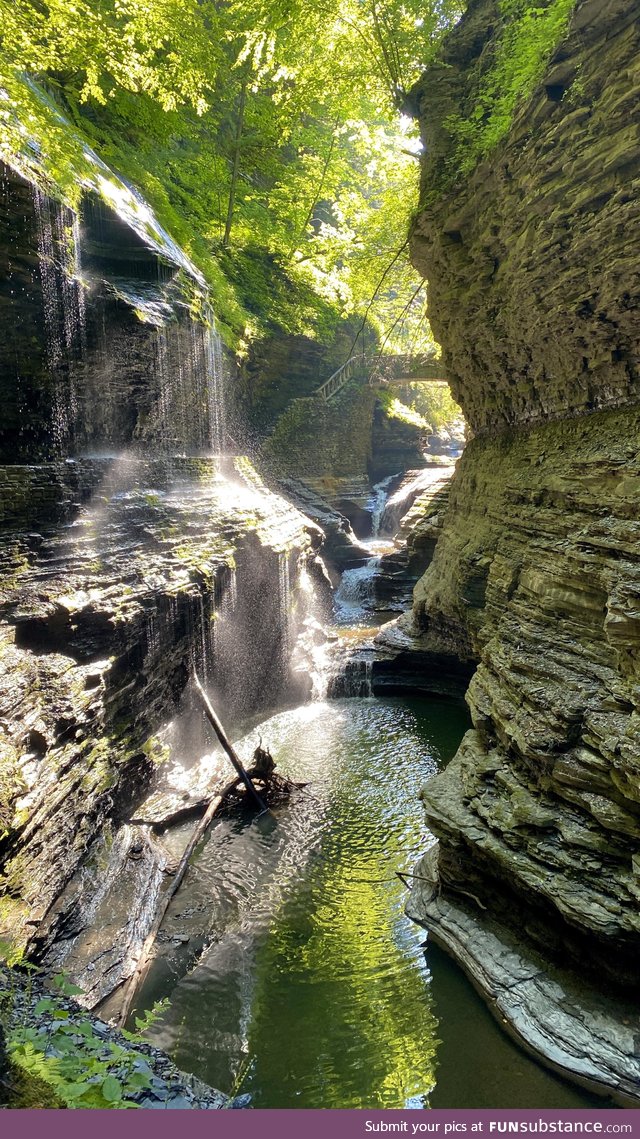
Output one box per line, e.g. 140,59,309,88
33,186,86,449
334,558,381,624
203,320,226,454
292,564,332,701
278,550,293,669
328,657,373,698
367,475,396,537
207,563,237,677
29,175,226,458
141,321,225,456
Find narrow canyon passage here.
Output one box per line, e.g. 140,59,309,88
2,0,640,1113
122,491,597,1110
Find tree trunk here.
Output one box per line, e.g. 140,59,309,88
222,76,248,248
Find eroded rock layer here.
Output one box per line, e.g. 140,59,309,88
0,455,319,974
406,0,640,1095
411,0,640,435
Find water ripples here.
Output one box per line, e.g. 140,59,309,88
141,696,467,1108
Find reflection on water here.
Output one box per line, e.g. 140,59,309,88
426,944,600,1109
140,697,596,1109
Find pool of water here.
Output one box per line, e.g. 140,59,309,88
139,696,598,1109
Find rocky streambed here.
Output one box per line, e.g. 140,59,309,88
0,965,230,1108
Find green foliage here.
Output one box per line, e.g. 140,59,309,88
0,0,464,352
120,998,170,1041
0,962,170,1110
379,390,429,429
443,0,575,179
403,382,464,432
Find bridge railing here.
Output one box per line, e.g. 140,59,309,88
315,353,374,402
314,350,446,403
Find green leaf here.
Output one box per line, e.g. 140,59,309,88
61,1080,96,1099
74,1020,97,1039
34,998,56,1015
101,1075,123,1103
126,1070,153,1090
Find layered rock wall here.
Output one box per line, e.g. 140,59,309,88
0,113,325,1001
407,0,640,1050
412,0,640,435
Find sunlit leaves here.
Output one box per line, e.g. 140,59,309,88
0,0,465,349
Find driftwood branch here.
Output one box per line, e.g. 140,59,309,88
193,672,269,814
117,679,270,1026
117,778,234,1026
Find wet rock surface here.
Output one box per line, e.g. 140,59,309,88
406,0,640,1096
406,884,640,1107
369,467,456,612
276,476,371,569
0,153,217,464
0,454,319,996
373,615,475,698
369,398,428,480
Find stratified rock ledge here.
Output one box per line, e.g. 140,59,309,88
373,615,475,697
407,875,640,1107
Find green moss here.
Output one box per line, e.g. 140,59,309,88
2,1060,66,1108
141,736,170,767
439,0,576,186
264,380,378,480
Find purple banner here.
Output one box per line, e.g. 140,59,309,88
7,1109,640,1139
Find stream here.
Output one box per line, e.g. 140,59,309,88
134,481,597,1110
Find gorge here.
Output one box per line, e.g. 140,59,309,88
1,0,639,1113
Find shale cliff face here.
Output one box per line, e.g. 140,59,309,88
407,0,640,1098
0,97,325,1005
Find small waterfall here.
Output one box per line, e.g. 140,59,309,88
278,550,293,668
367,475,396,538
194,588,214,684
33,186,86,449
142,321,225,455
334,559,381,624
30,177,226,458
328,657,373,698
208,564,237,673
292,564,332,701
203,320,226,454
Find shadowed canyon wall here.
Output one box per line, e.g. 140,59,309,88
0,118,325,1004
405,0,640,1093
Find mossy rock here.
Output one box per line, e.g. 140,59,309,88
1,1060,66,1109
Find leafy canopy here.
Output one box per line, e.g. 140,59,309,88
1,0,572,348
0,0,467,349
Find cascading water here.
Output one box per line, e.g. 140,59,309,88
333,558,382,624
25,163,228,460
203,315,226,454
367,473,396,537
33,186,86,449
277,549,292,669
328,656,373,697
333,477,398,628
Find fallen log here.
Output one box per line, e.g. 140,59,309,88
116,679,296,1026
193,672,269,813
116,777,233,1027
